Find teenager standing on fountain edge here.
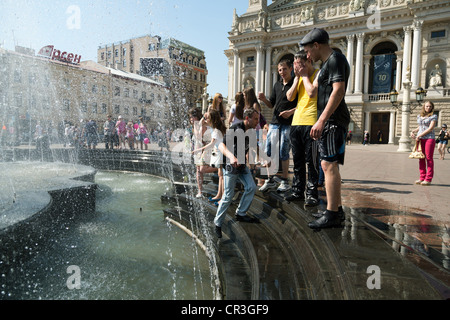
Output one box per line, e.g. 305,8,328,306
213,108,260,238
300,28,350,229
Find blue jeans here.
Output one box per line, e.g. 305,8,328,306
213,166,256,227
265,124,291,161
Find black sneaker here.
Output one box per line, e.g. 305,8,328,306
338,206,346,220
308,211,342,229
284,193,305,202
215,226,222,238
305,195,319,207
312,206,345,219
235,214,256,223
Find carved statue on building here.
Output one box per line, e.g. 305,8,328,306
429,64,443,87
258,9,267,30
350,0,365,12
231,9,239,34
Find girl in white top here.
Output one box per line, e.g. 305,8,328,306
192,109,226,203
228,92,245,127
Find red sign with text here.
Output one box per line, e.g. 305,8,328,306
38,45,81,64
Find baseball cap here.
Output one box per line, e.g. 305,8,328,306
300,28,329,46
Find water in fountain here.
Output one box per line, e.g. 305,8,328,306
1,171,215,299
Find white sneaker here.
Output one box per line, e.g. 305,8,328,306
259,179,278,192
277,180,291,192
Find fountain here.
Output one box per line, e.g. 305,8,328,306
0,40,221,300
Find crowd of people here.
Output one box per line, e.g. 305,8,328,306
60,116,173,151
186,28,352,238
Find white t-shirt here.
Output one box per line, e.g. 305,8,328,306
211,128,223,149
230,104,243,126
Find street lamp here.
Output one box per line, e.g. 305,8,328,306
389,86,426,111
415,86,427,106
389,89,399,107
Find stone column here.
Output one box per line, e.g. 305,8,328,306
265,47,272,94
228,57,234,101
389,110,396,144
272,68,277,88
363,55,371,94
401,26,412,88
233,49,240,97
395,52,402,91
346,34,355,94
398,79,412,152
411,20,423,89
364,111,371,133
255,45,263,93
354,33,364,94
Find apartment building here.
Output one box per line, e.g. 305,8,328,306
97,35,208,113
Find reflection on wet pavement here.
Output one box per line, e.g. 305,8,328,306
340,183,450,296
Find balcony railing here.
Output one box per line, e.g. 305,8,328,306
367,93,390,102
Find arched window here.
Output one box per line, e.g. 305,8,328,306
369,42,398,94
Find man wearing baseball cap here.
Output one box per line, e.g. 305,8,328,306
299,28,351,229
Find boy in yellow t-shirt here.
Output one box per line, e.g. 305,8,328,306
281,50,320,206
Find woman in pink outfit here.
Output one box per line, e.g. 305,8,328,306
410,101,437,185
115,116,127,149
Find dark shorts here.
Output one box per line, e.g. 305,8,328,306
318,123,347,165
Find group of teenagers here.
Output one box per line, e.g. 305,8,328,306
190,28,351,238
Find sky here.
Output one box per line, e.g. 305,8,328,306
0,0,275,99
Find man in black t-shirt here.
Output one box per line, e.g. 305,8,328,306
258,59,298,193
213,108,260,238
300,28,350,229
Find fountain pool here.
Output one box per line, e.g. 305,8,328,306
1,170,216,300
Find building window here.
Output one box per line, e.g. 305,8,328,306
63,78,70,89
101,52,105,60
102,103,107,114
124,88,130,97
63,99,70,111
431,30,446,39
14,70,21,83
92,102,98,114
114,86,120,96
92,84,98,94
114,105,120,114
133,90,138,99
247,56,255,62
133,107,138,115
43,98,50,110
81,102,87,113
115,49,119,57
102,85,107,95
124,106,129,115
29,73,36,84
